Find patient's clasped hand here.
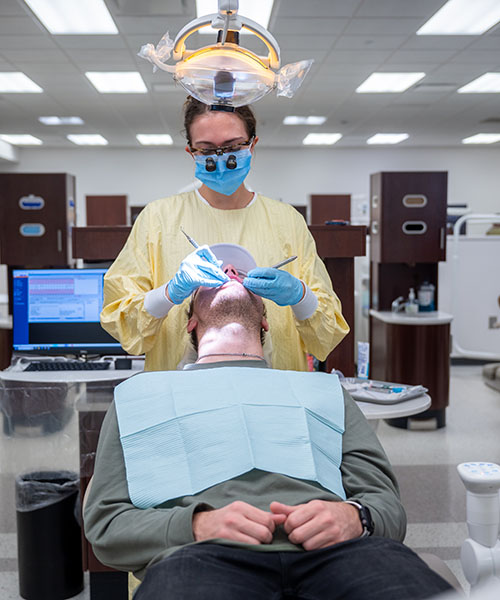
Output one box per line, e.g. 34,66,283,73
84,273,453,600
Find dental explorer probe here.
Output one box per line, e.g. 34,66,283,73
271,256,297,269
180,226,199,249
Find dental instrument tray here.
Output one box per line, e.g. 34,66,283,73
339,377,428,405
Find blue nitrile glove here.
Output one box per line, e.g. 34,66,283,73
167,245,229,304
243,267,304,306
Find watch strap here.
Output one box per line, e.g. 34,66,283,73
345,500,374,538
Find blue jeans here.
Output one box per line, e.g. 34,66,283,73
134,537,453,599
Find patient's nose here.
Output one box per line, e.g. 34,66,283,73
224,264,242,282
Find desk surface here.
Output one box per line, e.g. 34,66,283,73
0,360,144,383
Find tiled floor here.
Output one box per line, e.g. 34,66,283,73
1,365,499,598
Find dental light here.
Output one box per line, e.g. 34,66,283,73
138,0,313,110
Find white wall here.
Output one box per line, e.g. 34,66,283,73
1,145,499,226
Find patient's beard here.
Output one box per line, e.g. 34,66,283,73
199,291,263,333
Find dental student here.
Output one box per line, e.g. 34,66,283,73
100,97,349,371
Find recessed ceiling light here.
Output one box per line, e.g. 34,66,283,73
85,72,148,94
67,134,108,145
39,116,84,125
367,133,409,145
283,116,327,126
461,133,500,144
457,73,500,93
0,134,42,145
417,0,500,35
196,0,274,34
136,134,173,145
23,0,118,34
0,72,42,93
356,72,425,93
302,133,342,145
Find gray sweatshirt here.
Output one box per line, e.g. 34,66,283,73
84,361,406,580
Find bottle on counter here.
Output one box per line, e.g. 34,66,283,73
417,281,435,312
405,287,419,315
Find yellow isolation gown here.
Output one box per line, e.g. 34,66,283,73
101,191,349,371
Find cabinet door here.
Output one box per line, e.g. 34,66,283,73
0,173,75,266
372,172,447,263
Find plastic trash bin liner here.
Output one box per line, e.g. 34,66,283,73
16,471,83,600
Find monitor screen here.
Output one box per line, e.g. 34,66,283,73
12,268,126,356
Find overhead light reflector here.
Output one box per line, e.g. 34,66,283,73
417,0,500,35
136,134,173,145
67,134,108,145
367,133,409,145
39,116,84,125
283,116,327,125
23,0,118,34
458,73,500,93
0,72,42,93
196,0,274,34
0,134,42,145
85,72,148,93
356,72,425,93
302,133,342,145
462,133,500,144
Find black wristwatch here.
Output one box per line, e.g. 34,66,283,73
345,500,374,538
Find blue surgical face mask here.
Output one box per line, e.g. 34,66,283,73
194,149,252,196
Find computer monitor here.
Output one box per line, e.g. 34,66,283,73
12,268,126,356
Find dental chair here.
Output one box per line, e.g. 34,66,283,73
84,462,500,599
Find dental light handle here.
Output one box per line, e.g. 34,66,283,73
458,462,500,587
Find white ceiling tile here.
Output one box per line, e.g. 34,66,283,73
343,18,425,36
400,36,476,51
0,35,55,50
271,17,350,36
334,35,407,51
385,50,458,64
1,48,69,64
356,0,445,18
116,16,192,35
278,0,363,18
0,16,45,35
54,36,128,50
275,35,336,51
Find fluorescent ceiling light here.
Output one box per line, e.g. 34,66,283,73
367,133,409,145
39,116,84,125
0,134,42,145
461,133,500,144
136,134,173,146
302,133,342,146
283,116,327,126
23,0,118,34
356,72,425,93
457,73,500,93
197,0,274,34
417,0,500,35
0,72,42,93
67,134,108,146
86,72,147,94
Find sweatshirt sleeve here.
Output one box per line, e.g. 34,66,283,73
340,390,407,541
83,403,211,577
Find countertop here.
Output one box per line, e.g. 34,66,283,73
370,309,453,325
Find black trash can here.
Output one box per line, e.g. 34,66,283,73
16,471,84,600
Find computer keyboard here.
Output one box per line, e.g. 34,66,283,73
24,361,111,372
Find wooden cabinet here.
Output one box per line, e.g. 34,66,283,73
0,173,76,267
370,171,447,264
309,225,366,377
369,171,449,428
310,194,350,225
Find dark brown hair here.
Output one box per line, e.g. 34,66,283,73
183,96,257,146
